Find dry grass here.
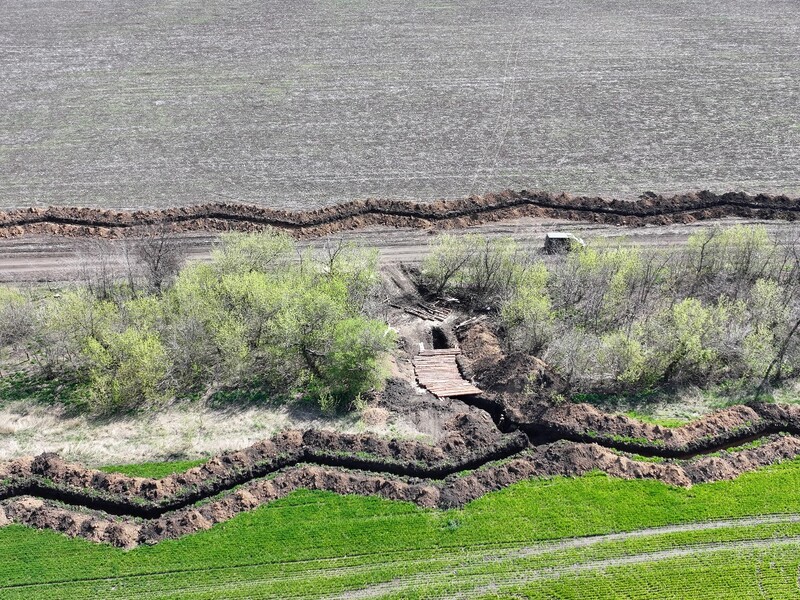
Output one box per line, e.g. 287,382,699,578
0,399,429,466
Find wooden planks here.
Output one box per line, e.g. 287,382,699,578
392,302,451,322
413,351,481,398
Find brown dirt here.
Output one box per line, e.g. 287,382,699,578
376,378,499,443
498,400,800,456
1,190,798,239
0,414,525,517
6,436,800,548
456,322,566,397
456,322,504,378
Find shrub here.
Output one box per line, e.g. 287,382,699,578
84,327,171,411
421,234,531,307
420,234,474,297
7,231,394,413
420,225,800,396
501,263,553,354
0,286,32,349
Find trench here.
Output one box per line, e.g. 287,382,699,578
451,391,800,459
4,193,800,539
430,326,450,350
5,397,800,521
0,435,529,519
2,191,799,237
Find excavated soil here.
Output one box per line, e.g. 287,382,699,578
492,401,800,457
5,398,800,547
1,190,799,239
4,435,800,548
0,413,526,517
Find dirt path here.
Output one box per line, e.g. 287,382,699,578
331,523,800,600
4,514,797,597
1,215,797,283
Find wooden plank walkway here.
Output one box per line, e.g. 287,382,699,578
391,302,451,322
413,348,482,398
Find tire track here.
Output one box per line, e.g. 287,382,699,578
330,536,800,600
4,515,798,597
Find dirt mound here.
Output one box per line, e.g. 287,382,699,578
456,322,565,401
480,354,566,398
377,378,499,443
1,190,798,239
8,436,800,547
456,322,504,378
0,422,526,517
502,400,798,457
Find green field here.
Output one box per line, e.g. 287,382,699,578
4,459,800,598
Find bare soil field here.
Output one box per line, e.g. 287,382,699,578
1,0,798,210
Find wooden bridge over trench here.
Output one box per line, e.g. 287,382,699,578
412,348,482,398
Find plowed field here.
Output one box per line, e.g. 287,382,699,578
1,0,798,210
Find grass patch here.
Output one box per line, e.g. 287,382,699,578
622,411,689,428
98,460,207,479
0,371,88,409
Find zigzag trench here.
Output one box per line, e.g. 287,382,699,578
1,190,799,239
4,189,800,546
4,402,800,548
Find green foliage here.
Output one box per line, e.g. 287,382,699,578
31,290,117,372
418,225,800,395
551,243,648,332
307,317,393,406
0,286,30,348
317,240,381,310
83,326,171,411
3,231,393,413
420,233,473,296
164,233,393,409
501,262,552,354
421,234,529,307
599,331,646,385
210,230,295,274
647,298,721,382
684,225,772,298
0,372,88,409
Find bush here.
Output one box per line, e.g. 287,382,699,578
501,263,553,354
7,231,394,413
421,234,531,308
84,327,170,411
425,225,800,396
0,286,32,349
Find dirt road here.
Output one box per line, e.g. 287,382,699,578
1,216,797,283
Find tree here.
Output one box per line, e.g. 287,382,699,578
0,286,32,350
211,230,295,275
76,239,127,300
315,238,381,310
420,234,474,296
83,326,171,411
501,262,553,354
129,225,187,294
